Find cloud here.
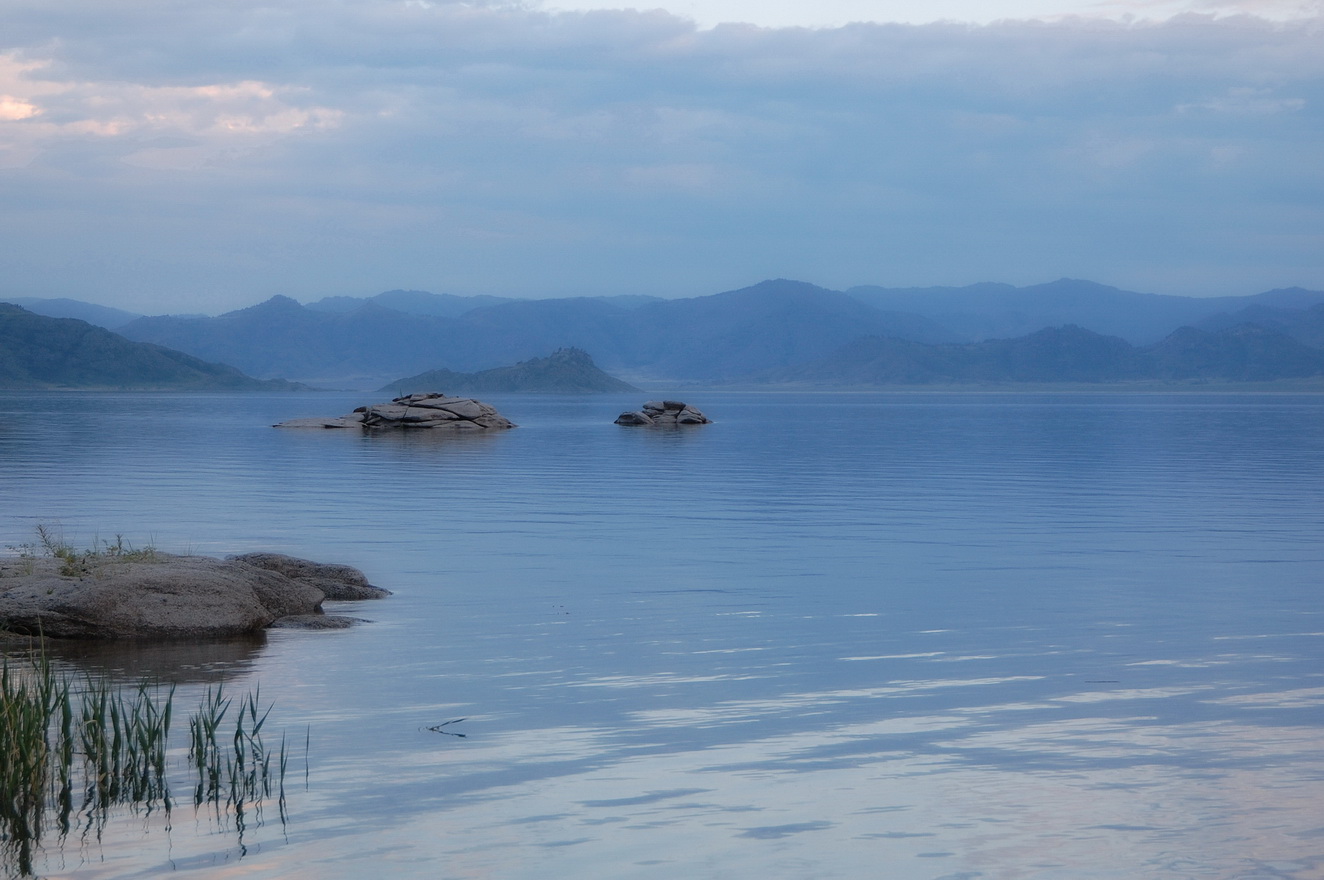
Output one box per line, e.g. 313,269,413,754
0,1,1321,310
0,95,40,122
1178,85,1309,114
537,0,1324,28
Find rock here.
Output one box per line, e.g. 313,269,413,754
230,552,392,600
410,396,485,419
267,614,361,630
0,552,387,640
275,392,515,431
615,400,711,426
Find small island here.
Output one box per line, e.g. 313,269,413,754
383,348,640,394
275,392,516,430
615,400,711,426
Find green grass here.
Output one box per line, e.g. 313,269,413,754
0,652,292,876
3,526,163,580
38,525,160,577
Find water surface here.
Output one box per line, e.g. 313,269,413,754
2,391,1322,878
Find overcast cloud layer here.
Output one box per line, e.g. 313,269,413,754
1,0,1321,313
543,0,1324,29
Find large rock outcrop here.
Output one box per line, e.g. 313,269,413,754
615,400,711,426
0,552,389,640
275,392,515,430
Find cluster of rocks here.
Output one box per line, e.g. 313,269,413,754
275,392,516,431
615,400,711,427
0,552,390,641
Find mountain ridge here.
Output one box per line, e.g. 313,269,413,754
844,279,1324,345
754,323,1324,387
24,278,1324,388
382,348,641,395
0,304,306,390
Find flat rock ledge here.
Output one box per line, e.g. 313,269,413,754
615,400,711,427
0,552,390,641
275,392,515,431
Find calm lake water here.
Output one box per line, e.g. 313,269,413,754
2,391,1323,879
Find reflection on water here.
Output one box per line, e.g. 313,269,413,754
1,392,1323,878
0,648,293,878
36,635,268,685
237,696,1324,880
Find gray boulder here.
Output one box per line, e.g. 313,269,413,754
0,552,386,640
275,392,515,431
615,400,711,426
230,552,391,600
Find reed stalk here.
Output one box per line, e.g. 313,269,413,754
0,652,293,877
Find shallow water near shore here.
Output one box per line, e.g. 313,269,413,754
2,390,1323,879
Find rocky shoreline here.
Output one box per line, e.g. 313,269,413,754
0,551,389,641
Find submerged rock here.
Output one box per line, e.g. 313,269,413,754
266,614,361,630
615,400,711,427
0,552,388,640
275,392,516,431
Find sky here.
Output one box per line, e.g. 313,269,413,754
0,0,1321,314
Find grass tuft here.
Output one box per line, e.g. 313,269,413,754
2,525,163,578
1,651,294,876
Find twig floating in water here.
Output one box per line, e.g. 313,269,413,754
425,719,467,737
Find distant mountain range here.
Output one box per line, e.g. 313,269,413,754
845,280,1324,346
304,289,663,318
382,348,640,394
758,323,1324,386
1194,302,1324,350
0,304,304,390
9,279,1324,389
5,297,145,330
306,289,517,318
109,280,954,387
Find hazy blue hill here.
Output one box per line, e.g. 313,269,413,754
440,297,640,371
121,296,322,376
596,295,665,310
304,295,379,313
6,297,144,330
846,279,1324,345
122,294,652,385
1248,287,1324,309
756,323,1324,386
757,335,957,385
1144,324,1324,381
1195,302,1324,350
306,289,660,317
306,289,516,317
614,279,955,382
382,348,640,394
963,325,1143,382
0,304,301,390
356,280,949,383
120,296,456,385
109,278,1324,388
760,325,1138,385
